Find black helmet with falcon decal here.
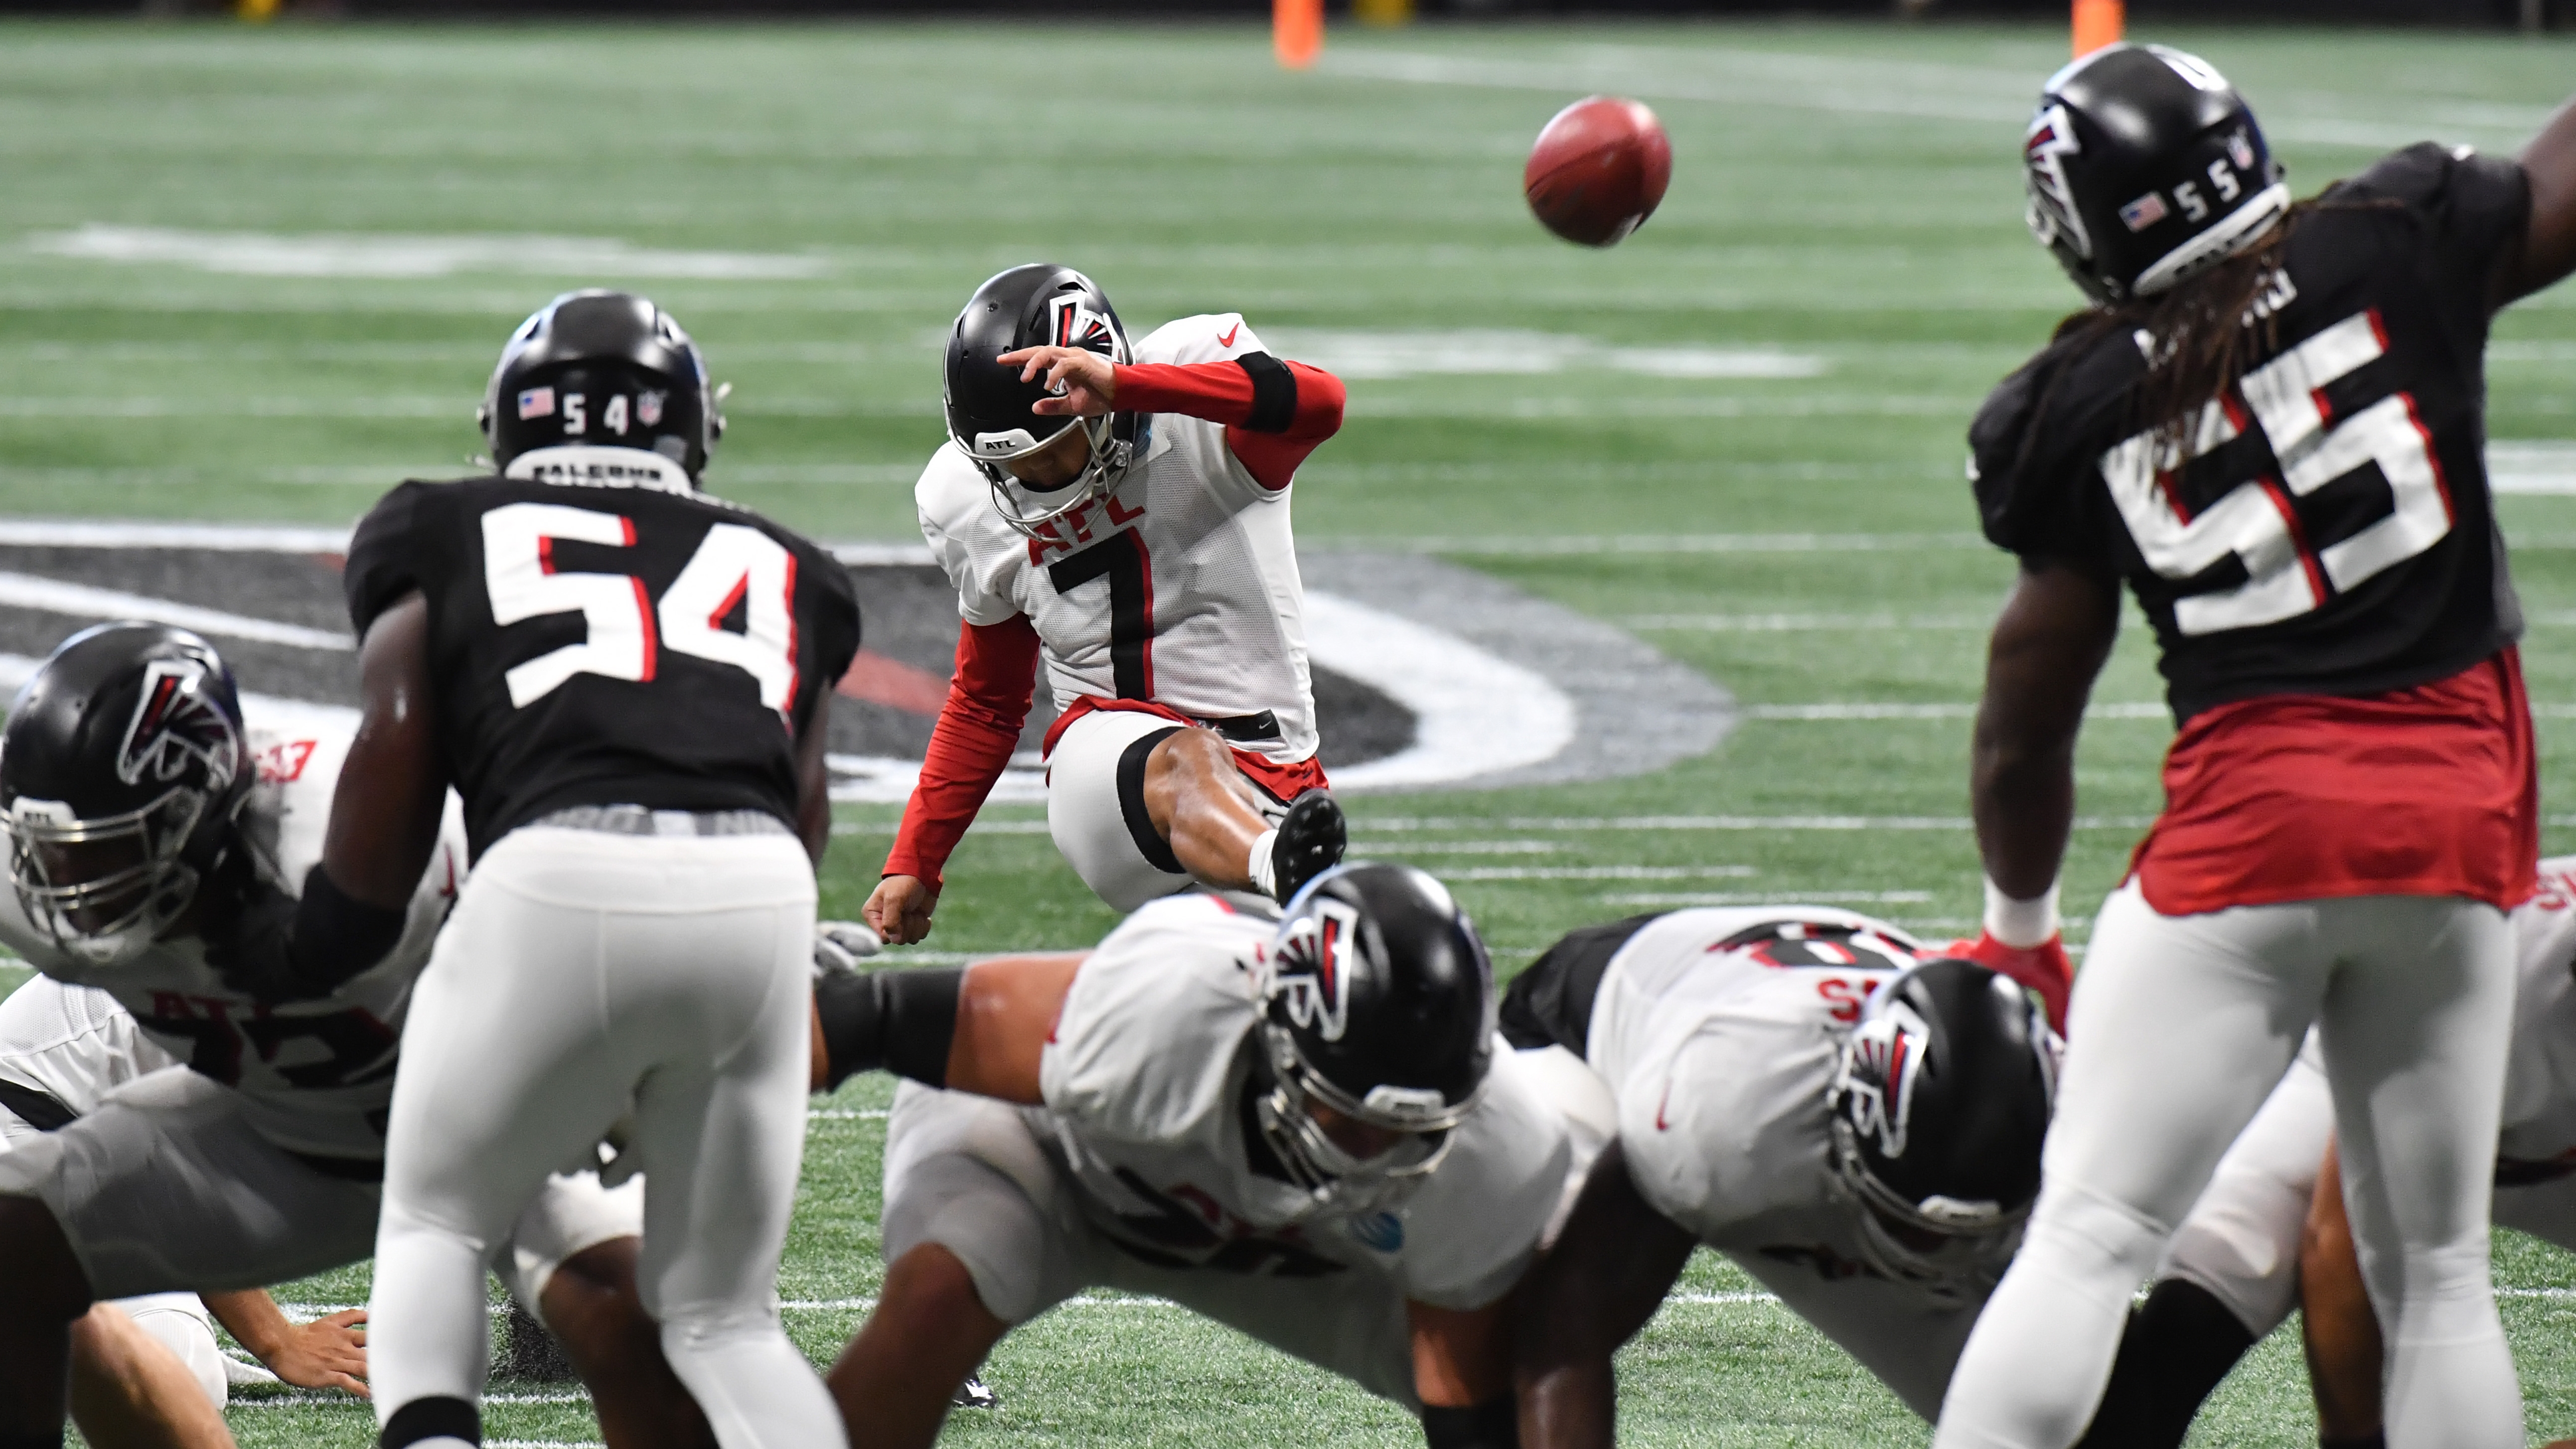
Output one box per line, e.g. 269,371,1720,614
2023,43,2288,307
0,623,255,969
1252,862,1496,1213
944,263,1147,539
1826,957,2060,1299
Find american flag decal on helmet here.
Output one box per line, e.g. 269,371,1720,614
1274,897,1360,1042
1838,1001,1932,1160
117,657,240,792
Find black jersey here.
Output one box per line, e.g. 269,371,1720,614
1970,142,2532,722
343,467,861,858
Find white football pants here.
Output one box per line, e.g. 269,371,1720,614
1933,882,2519,1449
369,824,845,1449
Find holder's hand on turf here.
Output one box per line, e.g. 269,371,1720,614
1002,345,1118,417
865,875,939,946
1940,931,2072,1035
261,1309,370,1396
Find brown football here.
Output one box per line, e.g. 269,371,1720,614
1523,96,1673,247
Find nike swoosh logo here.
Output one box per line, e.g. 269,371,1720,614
1654,1080,1675,1131
1216,323,1241,348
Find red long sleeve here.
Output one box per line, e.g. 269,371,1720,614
1112,357,1345,492
882,615,1041,887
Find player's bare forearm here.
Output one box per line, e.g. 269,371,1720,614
2298,1140,2385,1440
1513,1144,1698,1449
1411,1298,1514,1409
945,953,1088,1104
794,702,832,866
2500,94,2576,307
327,592,450,909
1972,561,2120,898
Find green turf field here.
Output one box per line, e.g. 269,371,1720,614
6,14,2576,1446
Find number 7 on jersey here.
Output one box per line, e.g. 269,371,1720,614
482,502,802,718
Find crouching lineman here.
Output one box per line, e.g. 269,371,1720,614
814,864,1575,1449
1504,908,2059,1436
867,265,1351,943
0,624,705,1449
0,971,371,1447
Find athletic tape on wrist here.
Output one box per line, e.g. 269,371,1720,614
1983,877,2060,950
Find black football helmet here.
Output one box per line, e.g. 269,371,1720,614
1826,957,2060,1300
0,624,255,969
2023,43,2290,306
1253,863,1496,1214
479,290,722,481
943,264,1147,538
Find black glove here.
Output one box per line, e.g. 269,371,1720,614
201,871,305,1003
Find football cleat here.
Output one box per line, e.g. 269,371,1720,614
952,1375,1000,1410
1268,791,1346,907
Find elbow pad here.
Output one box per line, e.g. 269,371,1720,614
1420,1397,1517,1449
814,963,963,1092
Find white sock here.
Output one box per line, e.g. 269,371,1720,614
1247,829,1280,898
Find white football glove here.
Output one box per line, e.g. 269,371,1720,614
813,919,883,975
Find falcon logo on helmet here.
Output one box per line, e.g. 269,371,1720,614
1833,1000,1931,1161
1272,896,1359,1042
2023,104,2092,263
1050,296,1121,356
116,656,243,793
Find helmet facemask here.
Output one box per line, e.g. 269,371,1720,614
1250,1026,1464,1219
6,789,211,968
966,410,1143,541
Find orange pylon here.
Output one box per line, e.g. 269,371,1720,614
2072,0,2124,57
1275,0,1322,70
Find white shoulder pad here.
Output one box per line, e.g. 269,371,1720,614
1039,897,1269,1146
1134,314,1269,368
1393,1044,1574,1310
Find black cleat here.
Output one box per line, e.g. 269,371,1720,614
953,1375,1001,1410
1271,791,1346,905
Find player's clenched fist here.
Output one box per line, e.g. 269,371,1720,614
866,875,941,945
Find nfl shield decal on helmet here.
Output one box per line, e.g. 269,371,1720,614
637,390,665,427
1273,895,1360,1042
2023,103,2092,261
1835,999,1932,1160
117,656,242,792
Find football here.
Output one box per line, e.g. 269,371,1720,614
1523,95,1673,246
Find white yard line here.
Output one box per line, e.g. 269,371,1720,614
1602,890,1935,907
1357,815,2166,832
1443,864,1758,882
0,570,351,649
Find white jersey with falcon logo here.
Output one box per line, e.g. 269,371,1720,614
913,313,1319,767
1034,895,1566,1299
1581,906,1989,1417
0,720,465,1161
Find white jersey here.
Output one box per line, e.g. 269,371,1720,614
0,976,179,1127
1034,895,1570,1310
2497,856,2576,1170
0,722,467,1160
1580,906,2006,1417
916,314,1318,766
